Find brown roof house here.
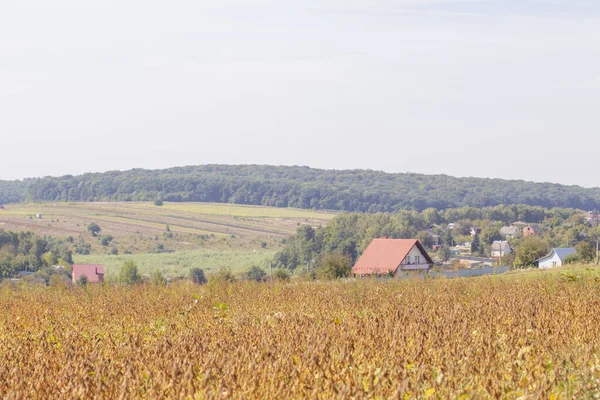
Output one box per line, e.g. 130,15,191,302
72,264,105,284
522,224,542,237
352,238,433,277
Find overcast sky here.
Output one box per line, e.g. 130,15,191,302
1,0,599,186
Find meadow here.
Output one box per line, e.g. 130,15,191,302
2,267,600,399
75,249,277,278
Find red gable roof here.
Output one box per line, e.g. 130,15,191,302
72,264,105,284
352,238,433,275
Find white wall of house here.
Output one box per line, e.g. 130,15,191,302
399,246,430,271
538,252,563,269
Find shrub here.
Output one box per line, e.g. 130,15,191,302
316,254,352,280
189,268,207,285
150,270,167,286
246,266,267,282
273,268,291,282
210,268,236,284
119,261,140,285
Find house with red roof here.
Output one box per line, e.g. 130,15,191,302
72,264,105,284
352,238,434,277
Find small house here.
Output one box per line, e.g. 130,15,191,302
522,224,542,237
500,226,519,238
491,241,512,257
352,238,433,277
536,248,577,269
72,264,105,284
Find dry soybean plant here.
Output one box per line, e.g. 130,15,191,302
2,273,600,399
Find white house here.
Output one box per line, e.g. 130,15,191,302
491,241,512,257
536,248,577,269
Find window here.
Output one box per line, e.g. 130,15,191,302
406,256,411,264
415,255,421,264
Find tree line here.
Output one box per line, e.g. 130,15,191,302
273,205,598,271
0,231,74,280
2,165,600,211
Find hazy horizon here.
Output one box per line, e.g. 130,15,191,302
2,1,599,186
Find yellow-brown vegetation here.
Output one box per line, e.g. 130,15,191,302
2,273,600,399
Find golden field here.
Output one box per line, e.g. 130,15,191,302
2,270,600,399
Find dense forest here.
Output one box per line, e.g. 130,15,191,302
273,204,596,270
2,165,600,212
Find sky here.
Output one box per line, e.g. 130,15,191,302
1,0,599,186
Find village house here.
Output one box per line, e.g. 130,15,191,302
522,224,542,237
352,238,433,277
491,241,512,257
72,264,105,284
536,248,577,269
500,226,519,238
584,211,600,226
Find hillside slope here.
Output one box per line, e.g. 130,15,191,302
2,165,600,211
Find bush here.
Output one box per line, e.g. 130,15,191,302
154,199,164,206
316,254,352,280
100,235,113,246
189,268,207,285
150,270,167,286
273,268,291,282
76,275,88,285
211,268,236,284
119,261,140,285
87,222,101,237
246,266,267,282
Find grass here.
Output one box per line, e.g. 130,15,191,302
74,249,278,279
3,271,600,398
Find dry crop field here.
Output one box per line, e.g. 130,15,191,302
2,272,600,399
0,202,335,253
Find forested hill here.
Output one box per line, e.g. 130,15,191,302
2,165,600,212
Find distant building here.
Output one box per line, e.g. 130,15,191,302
536,248,577,269
352,238,433,277
500,226,519,238
491,241,512,257
584,211,600,226
470,227,482,237
522,224,542,237
72,264,105,284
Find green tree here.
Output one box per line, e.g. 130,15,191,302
576,241,596,263
87,222,101,237
189,268,207,284
119,261,140,285
514,236,549,268
154,199,163,206
42,251,57,267
316,254,352,280
437,247,452,263
443,230,454,247
471,234,481,255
